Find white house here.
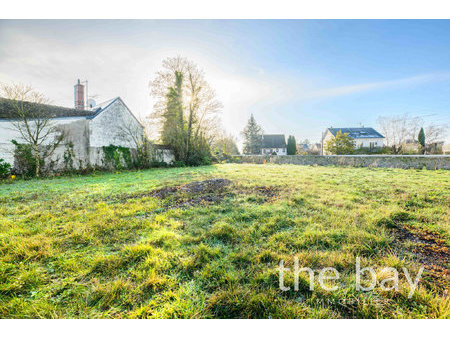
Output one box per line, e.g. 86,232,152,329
322,127,385,155
261,134,287,155
0,80,173,171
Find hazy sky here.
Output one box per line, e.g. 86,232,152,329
1,20,449,144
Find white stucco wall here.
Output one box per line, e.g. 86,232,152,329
0,121,16,165
322,130,335,155
262,147,286,155
354,138,384,148
52,119,91,170
0,117,86,166
154,148,175,163
89,98,144,149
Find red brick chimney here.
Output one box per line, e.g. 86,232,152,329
74,79,85,110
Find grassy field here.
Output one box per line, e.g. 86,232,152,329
0,164,448,318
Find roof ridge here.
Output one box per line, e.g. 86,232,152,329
0,97,95,119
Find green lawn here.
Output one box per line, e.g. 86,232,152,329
0,164,448,318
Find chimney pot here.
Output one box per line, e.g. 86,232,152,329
74,79,85,110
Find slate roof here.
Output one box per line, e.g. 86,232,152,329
0,97,146,132
0,97,97,119
328,128,384,139
89,97,118,113
262,134,286,148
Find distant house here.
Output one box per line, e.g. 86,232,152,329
297,142,310,152
261,134,286,155
297,142,322,155
322,127,385,155
310,143,322,155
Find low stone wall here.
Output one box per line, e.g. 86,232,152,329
231,155,450,170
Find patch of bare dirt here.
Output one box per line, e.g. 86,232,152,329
104,179,232,204
391,224,449,292
149,179,233,209
105,179,282,217
134,179,233,209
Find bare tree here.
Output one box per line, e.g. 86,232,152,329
117,114,146,149
378,113,448,153
116,114,155,167
425,123,448,144
378,113,416,147
149,56,222,153
212,131,240,155
0,83,64,177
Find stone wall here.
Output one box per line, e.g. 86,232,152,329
231,155,450,170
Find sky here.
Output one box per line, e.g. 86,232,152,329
0,19,449,145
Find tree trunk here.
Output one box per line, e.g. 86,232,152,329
186,108,193,162
33,144,40,178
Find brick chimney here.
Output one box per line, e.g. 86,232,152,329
74,79,85,110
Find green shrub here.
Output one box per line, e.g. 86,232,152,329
63,142,75,172
11,140,38,178
172,161,186,167
353,146,393,155
102,145,133,170
0,158,11,178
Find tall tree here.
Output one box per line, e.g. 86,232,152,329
418,127,425,154
0,83,65,177
287,135,297,155
162,71,188,161
150,56,222,164
324,130,355,155
241,114,263,155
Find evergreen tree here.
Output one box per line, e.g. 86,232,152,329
162,71,187,161
287,135,297,155
241,114,263,154
418,127,425,152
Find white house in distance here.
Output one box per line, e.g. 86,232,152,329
322,127,385,155
0,80,173,170
261,134,287,155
